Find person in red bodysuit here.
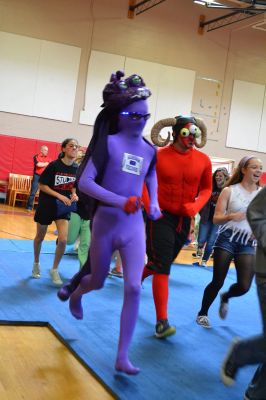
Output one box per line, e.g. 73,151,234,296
142,115,212,338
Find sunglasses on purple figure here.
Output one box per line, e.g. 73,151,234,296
120,111,151,121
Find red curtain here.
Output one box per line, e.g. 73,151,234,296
0,134,61,181
1,133,265,187
260,172,266,186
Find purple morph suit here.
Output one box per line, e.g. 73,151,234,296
69,98,161,375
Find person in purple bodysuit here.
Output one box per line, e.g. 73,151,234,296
63,71,161,375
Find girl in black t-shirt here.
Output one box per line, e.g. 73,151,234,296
32,138,79,285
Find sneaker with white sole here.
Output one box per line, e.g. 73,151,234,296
219,293,229,319
32,262,41,278
200,260,207,267
49,269,63,286
220,337,240,386
196,315,211,328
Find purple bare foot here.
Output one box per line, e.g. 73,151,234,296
69,293,83,319
115,359,140,375
57,284,72,302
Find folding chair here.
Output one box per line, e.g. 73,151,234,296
9,174,33,207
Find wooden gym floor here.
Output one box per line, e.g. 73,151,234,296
0,324,115,400
0,202,210,266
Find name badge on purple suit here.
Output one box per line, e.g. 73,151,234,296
122,153,143,176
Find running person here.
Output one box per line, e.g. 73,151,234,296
32,138,79,285
196,156,263,328
193,167,229,267
142,115,212,338
64,71,161,374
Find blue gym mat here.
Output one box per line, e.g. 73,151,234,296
0,239,260,400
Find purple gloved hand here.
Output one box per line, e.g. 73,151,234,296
148,204,162,220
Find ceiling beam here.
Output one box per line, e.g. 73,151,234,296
128,0,166,18
205,4,266,10
198,4,265,33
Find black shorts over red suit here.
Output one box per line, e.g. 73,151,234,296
146,210,191,275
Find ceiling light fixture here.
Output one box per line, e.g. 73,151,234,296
193,0,223,5
194,0,266,9
194,1,206,4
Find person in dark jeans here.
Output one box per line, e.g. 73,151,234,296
26,145,51,211
193,168,229,267
220,185,266,400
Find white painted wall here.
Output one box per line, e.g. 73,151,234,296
0,0,265,166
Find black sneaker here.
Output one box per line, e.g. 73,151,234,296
155,319,176,339
220,338,240,386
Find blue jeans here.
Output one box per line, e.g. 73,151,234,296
234,278,266,399
214,229,256,256
26,174,40,210
197,220,219,261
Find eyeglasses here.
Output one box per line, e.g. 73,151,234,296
120,111,151,121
